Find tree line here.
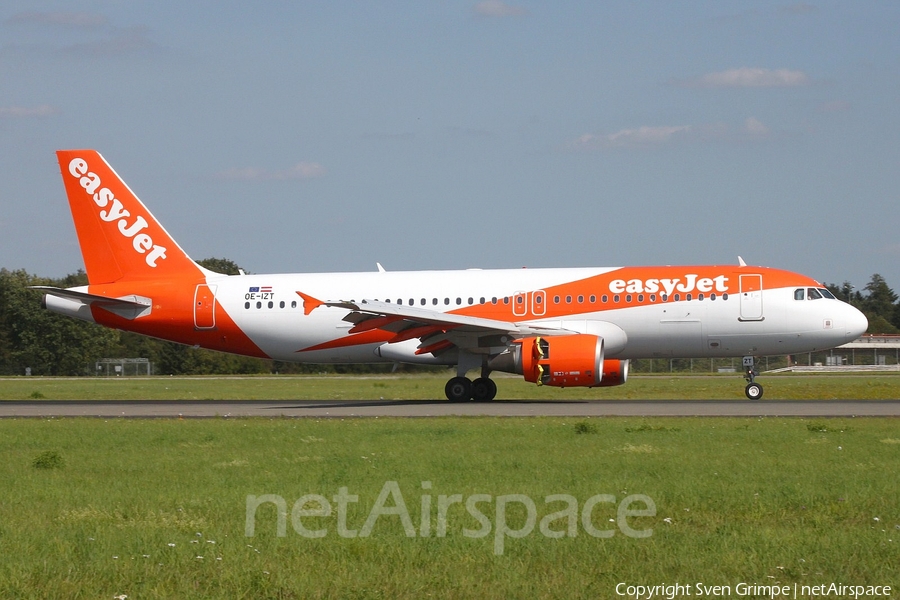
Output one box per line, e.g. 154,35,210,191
1,261,898,376
0,258,404,376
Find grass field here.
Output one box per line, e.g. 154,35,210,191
2,372,900,400
1,415,898,599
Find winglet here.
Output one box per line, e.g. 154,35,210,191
296,291,325,315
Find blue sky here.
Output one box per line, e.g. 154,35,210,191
2,1,899,292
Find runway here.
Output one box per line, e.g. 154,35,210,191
1,399,899,418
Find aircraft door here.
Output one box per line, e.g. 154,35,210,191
739,274,763,321
194,284,217,329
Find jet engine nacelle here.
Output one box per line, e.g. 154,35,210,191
596,358,629,387
497,334,605,387
488,334,630,388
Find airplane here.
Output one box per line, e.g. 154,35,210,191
33,150,869,401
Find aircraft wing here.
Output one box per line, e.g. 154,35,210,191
302,293,573,356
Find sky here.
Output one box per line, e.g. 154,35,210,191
2,1,899,291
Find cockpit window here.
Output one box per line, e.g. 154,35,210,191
819,288,836,300
794,289,805,301
807,288,823,300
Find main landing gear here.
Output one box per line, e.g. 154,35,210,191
743,356,763,400
444,375,497,402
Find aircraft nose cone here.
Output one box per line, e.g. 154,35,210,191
845,305,868,339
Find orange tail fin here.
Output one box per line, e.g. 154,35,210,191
56,150,202,284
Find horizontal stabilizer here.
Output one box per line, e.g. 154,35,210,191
31,286,152,320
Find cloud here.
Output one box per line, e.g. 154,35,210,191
741,117,770,137
0,104,59,118
473,1,527,17
6,11,108,28
572,125,691,150
61,27,159,57
571,118,774,150
675,67,811,88
216,162,326,181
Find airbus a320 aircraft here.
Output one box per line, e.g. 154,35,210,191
34,150,868,400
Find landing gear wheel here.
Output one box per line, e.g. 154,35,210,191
445,377,473,402
742,356,762,400
471,377,497,402
745,382,763,400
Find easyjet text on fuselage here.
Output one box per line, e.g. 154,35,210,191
608,274,729,296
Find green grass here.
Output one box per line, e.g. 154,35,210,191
0,417,898,598
1,372,899,400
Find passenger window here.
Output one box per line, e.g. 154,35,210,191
280,301,285,308
577,295,584,303
626,295,632,303
421,299,426,306
807,288,822,300
662,294,668,302
697,294,703,301
504,297,510,305
674,294,680,302
637,294,644,302
649,294,656,302
566,295,572,303
256,301,261,309
709,294,716,301
444,298,450,305
433,298,438,305
535,295,543,304
686,293,692,301
554,296,560,304
601,295,608,303
614,295,620,303
291,301,297,308
492,297,498,305
244,302,250,309
794,289,805,301
590,295,596,303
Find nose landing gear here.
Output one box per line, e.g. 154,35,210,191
743,356,763,400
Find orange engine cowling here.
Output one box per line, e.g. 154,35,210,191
596,358,629,387
519,334,604,388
